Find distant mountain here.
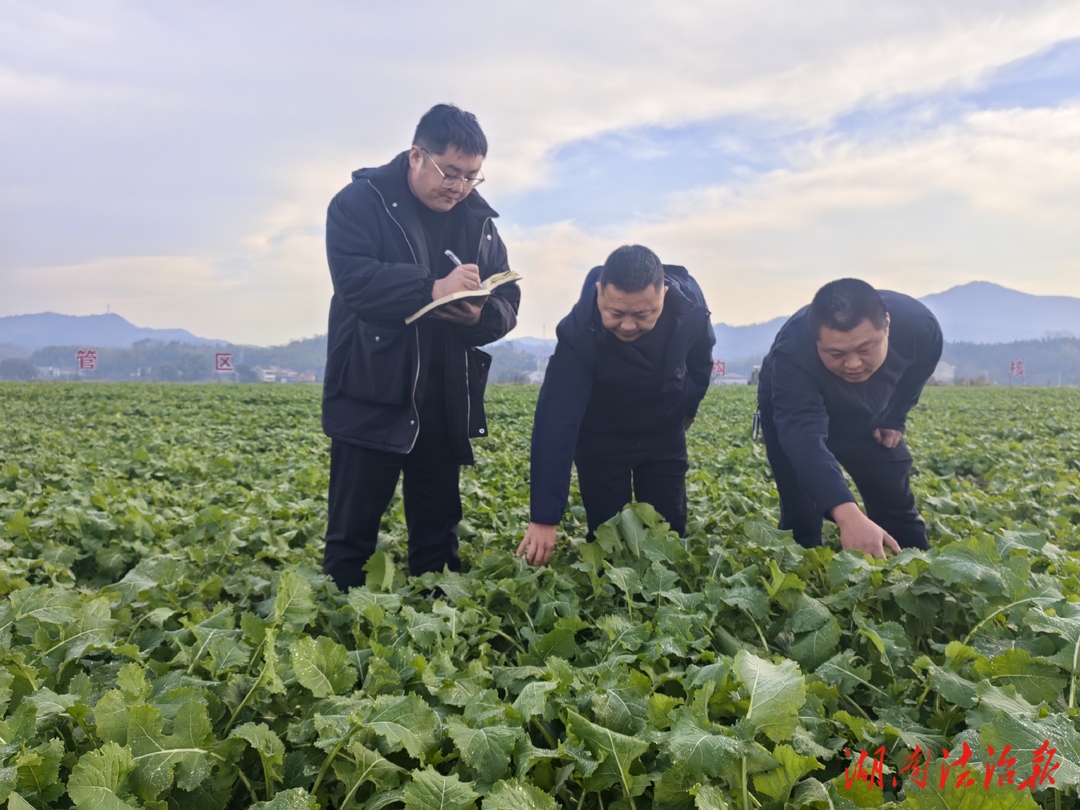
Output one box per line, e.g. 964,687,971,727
0,312,220,350
502,337,556,356
919,281,1079,344
708,282,1080,363
712,317,788,363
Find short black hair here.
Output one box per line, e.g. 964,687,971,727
413,104,488,157
809,278,888,338
599,245,664,293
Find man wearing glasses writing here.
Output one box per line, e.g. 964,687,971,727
322,104,520,590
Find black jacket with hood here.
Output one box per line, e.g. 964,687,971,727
529,265,715,525
322,152,520,464
757,290,942,517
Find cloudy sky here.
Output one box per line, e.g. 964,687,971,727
3,2,1080,345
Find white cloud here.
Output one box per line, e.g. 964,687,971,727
501,105,1080,336
3,1,1080,342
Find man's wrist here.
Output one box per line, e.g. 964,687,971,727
830,501,862,527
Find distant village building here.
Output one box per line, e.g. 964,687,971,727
711,372,748,386
931,360,956,385
253,365,301,383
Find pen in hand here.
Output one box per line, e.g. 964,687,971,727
444,249,463,266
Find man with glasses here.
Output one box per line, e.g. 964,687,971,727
322,104,520,590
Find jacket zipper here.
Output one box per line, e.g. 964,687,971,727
464,217,495,436
368,179,423,452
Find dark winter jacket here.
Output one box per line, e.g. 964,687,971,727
529,265,715,525
321,152,520,464
757,290,943,516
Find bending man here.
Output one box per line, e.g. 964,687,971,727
518,245,715,566
757,278,942,557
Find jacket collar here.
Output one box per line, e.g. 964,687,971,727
353,151,499,220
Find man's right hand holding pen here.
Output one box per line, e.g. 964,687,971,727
430,250,485,325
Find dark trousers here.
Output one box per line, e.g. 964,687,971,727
574,427,689,537
323,395,462,591
761,417,928,550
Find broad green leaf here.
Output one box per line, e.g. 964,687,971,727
511,680,556,721
445,717,519,784
565,709,649,797
363,551,397,593
899,760,1040,810
973,648,1067,705
975,682,1038,719
710,581,769,622
481,778,557,810
332,742,405,793
596,614,651,653
67,742,136,810
604,566,642,597
1028,604,1080,673
362,694,437,760
8,587,80,625
231,722,285,789
788,617,841,671
929,536,1006,591
290,636,358,698
126,698,213,800
648,693,684,730
15,739,64,802
26,688,79,722
734,650,806,742
207,635,250,675
403,768,478,810
665,708,745,780
271,568,317,629
0,670,13,715
764,560,805,598
753,744,823,804
693,783,730,810
912,658,978,709
980,712,1080,787
787,594,832,633
816,650,885,700
251,787,318,809
792,777,832,809
591,682,648,736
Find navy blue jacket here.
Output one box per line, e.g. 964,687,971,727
757,291,942,516
321,152,520,464
530,266,715,525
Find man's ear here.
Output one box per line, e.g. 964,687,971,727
408,145,424,169
884,312,891,335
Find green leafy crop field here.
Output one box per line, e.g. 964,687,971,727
1,383,1080,810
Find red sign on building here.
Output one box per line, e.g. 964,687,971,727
1010,360,1025,377
215,353,234,372
76,349,98,371
712,359,726,377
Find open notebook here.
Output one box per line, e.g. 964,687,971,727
405,270,522,325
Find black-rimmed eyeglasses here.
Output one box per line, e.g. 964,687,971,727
422,149,485,190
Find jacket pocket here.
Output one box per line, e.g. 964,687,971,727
466,347,492,437
339,321,412,406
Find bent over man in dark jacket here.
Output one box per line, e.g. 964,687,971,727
322,104,520,590
517,245,715,566
758,278,942,558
